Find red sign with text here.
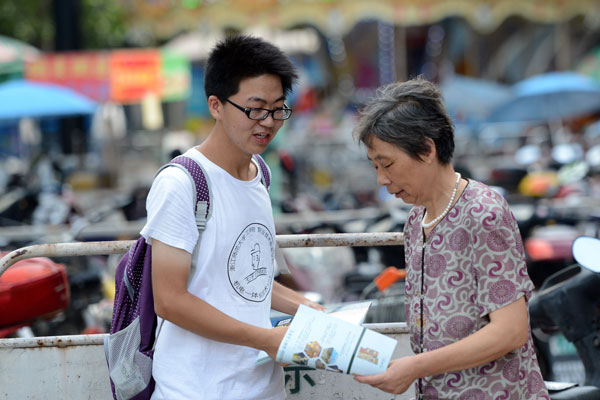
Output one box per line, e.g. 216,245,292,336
110,50,161,103
25,49,187,104
25,52,111,102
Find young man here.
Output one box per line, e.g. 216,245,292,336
141,35,322,400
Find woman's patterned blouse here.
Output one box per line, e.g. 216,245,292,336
403,179,550,400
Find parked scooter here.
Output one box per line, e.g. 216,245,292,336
0,187,144,336
529,236,600,399
0,256,70,338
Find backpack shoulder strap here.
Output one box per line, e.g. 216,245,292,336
253,154,271,190
153,155,213,293
155,155,212,231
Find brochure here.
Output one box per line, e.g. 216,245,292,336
259,301,373,365
274,300,373,327
258,304,397,376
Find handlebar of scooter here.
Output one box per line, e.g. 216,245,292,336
529,263,600,387
530,265,600,340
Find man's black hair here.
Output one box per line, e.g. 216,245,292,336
204,35,298,102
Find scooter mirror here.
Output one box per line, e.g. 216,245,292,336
572,236,600,273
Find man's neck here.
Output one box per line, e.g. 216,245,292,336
196,130,256,181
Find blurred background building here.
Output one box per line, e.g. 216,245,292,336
2,0,600,254
2,0,600,244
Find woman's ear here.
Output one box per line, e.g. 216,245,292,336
423,138,437,164
207,95,222,120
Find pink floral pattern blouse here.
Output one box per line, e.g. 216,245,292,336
403,179,550,399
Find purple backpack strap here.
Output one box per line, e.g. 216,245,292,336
156,155,212,230
253,154,271,190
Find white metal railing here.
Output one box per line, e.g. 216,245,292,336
0,232,410,400
0,232,406,341
0,207,385,244
0,232,404,277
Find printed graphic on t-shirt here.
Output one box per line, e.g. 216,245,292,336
227,223,274,302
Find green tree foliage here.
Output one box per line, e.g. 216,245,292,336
0,1,54,50
80,0,127,49
0,0,127,50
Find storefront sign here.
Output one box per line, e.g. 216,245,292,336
25,49,190,104
110,49,161,104
160,50,190,102
25,52,111,102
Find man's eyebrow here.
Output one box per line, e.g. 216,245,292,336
246,95,286,104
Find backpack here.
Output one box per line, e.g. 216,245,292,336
104,153,276,400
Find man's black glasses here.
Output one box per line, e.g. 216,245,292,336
226,99,292,121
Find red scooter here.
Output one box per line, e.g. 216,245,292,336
0,256,69,338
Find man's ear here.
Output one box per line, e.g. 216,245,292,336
208,95,222,120
423,138,437,164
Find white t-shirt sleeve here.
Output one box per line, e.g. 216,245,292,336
140,166,200,254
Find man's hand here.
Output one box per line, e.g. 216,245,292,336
271,281,325,315
264,325,288,362
302,298,326,312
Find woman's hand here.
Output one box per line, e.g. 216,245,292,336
355,297,531,394
354,357,418,394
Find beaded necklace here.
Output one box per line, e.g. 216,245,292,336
421,172,461,229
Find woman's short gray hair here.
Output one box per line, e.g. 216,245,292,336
354,77,455,164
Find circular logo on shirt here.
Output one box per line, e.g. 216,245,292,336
227,223,275,302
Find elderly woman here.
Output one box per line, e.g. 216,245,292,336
353,78,549,399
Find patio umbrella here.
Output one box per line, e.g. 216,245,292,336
0,80,97,121
440,74,512,124
487,71,600,123
0,35,40,77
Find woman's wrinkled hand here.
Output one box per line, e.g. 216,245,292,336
354,357,418,394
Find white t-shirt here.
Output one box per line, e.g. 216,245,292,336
142,148,285,400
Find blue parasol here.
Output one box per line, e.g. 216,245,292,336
440,74,512,125
0,80,97,121
487,72,600,123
